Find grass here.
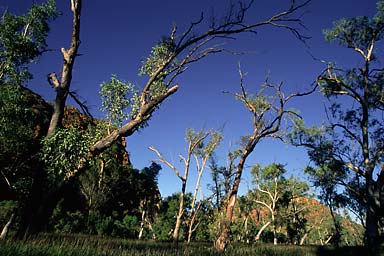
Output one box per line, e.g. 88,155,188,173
0,234,373,256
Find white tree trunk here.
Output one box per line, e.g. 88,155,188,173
0,213,15,240
138,209,146,239
255,221,271,241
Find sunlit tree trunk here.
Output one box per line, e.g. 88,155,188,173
173,181,186,242
255,221,271,242
138,208,146,239
187,134,221,243
0,212,15,240
215,148,253,252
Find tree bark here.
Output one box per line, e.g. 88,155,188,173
365,182,383,254
299,233,308,246
0,212,15,240
173,181,185,242
272,213,277,245
47,0,81,137
214,143,255,252
255,221,271,242
138,209,146,240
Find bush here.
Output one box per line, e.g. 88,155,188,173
113,215,138,238
95,215,114,236
53,211,86,234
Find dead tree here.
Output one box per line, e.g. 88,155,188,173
47,0,81,137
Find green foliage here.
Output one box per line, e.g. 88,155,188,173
113,215,138,238
152,194,180,241
186,128,204,145
0,200,16,227
186,129,222,160
324,1,384,51
41,127,91,179
0,84,44,199
153,193,192,241
198,131,223,158
140,37,176,77
0,84,36,143
290,119,343,169
247,94,272,114
291,3,384,247
51,208,138,238
47,162,161,239
99,75,140,127
305,0,384,222
0,0,59,84
139,37,178,100
0,84,40,164
208,152,237,209
251,163,286,186
192,200,215,241
53,211,86,234
96,216,114,236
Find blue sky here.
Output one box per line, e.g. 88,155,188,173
2,1,377,197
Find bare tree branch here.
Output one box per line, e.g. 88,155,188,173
148,146,183,180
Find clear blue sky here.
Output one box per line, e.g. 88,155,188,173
2,1,377,197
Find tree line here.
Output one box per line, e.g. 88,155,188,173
0,0,383,254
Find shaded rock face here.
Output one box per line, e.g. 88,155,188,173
18,85,52,139
25,86,131,166
0,85,52,201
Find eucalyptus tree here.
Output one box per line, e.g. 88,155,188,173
290,2,384,252
149,129,221,242
214,70,315,251
0,0,58,237
209,151,240,210
0,0,58,84
304,164,347,246
250,163,287,245
187,131,222,243
281,176,310,245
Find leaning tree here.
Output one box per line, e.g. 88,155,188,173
214,69,315,252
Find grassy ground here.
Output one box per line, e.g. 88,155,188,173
0,234,372,256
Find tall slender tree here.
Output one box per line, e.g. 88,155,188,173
188,131,222,243
290,2,384,253
149,129,221,242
